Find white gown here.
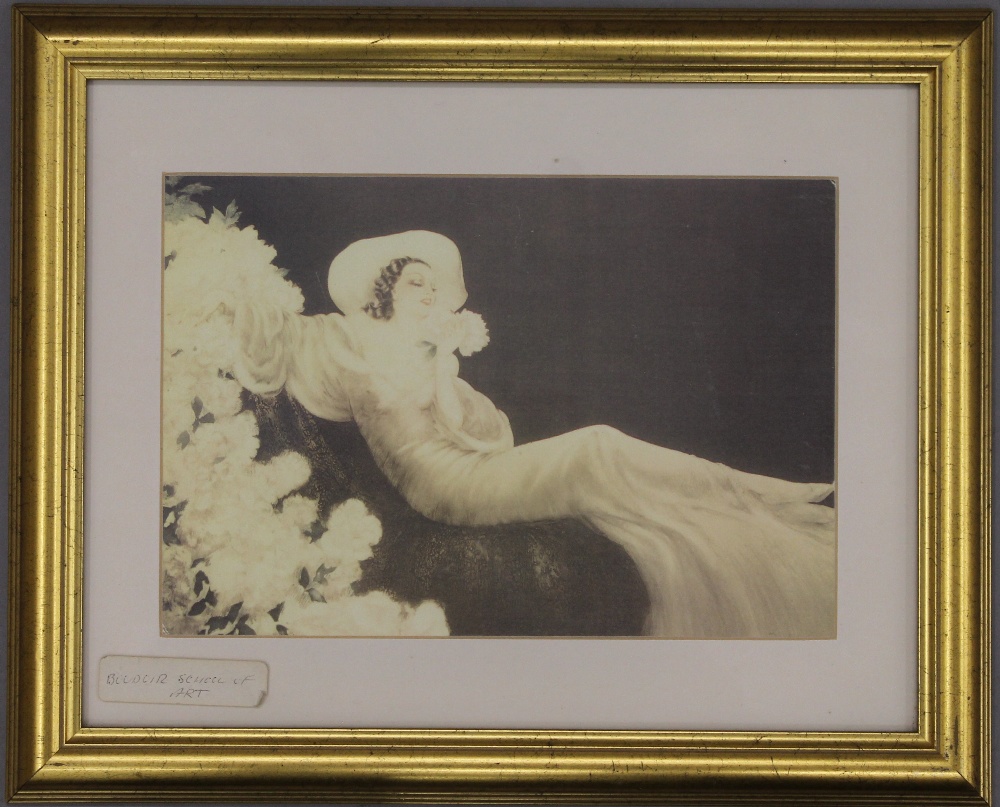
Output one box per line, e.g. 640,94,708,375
233,305,836,638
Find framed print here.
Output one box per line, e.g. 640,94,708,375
7,6,992,804
160,173,836,641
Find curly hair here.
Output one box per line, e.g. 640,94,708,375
362,256,427,320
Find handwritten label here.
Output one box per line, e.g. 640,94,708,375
98,656,268,707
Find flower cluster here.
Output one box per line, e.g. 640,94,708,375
454,310,490,357
423,309,490,357
161,200,448,637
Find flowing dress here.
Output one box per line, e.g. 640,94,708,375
234,305,836,638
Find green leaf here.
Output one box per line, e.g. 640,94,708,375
188,599,207,617
276,624,288,636
313,563,334,585
164,198,206,223
199,413,215,425
205,589,218,607
192,397,203,417
226,601,243,622
205,615,231,633
304,520,326,542
163,484,175,498
223,200,241,227
178,182,211,196
177,431,190,449
299,568,310,588
307,588,326,603
193,570,209,597
267,603,284,622
162,508,182,546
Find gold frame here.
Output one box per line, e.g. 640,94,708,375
7,6,992,804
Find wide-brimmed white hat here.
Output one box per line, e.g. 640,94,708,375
327,230,467,316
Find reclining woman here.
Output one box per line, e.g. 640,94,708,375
233,231,836,638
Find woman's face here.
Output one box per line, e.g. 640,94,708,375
392,263,439,321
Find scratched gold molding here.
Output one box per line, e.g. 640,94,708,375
8,7,992,804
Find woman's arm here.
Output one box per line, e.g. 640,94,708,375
231,302,358,422
425,315,513,452
433,351,465,431
232,302,297,395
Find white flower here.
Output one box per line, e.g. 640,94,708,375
400,600,450,635
160,209,452,637
278,591,449,637
164,213,303,329
203,542,302,615
455,310,490,356
324,499,382,553
280,495,320,531
293,498,383,597
161,544,196,607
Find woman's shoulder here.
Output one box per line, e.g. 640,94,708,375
298,311,356,347
288,312,378,379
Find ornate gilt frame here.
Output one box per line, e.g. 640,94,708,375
7,7,992,804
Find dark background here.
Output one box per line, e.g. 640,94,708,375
185,174,836,481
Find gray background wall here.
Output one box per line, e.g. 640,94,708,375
1,0,995,804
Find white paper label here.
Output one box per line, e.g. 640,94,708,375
98,656,268,707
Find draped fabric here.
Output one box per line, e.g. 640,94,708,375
245,389,650,636
235,304,836,638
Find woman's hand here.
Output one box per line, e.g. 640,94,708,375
428,312,466,355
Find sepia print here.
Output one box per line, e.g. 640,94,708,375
161,175,836,639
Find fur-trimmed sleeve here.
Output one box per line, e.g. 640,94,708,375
233,305,365,423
